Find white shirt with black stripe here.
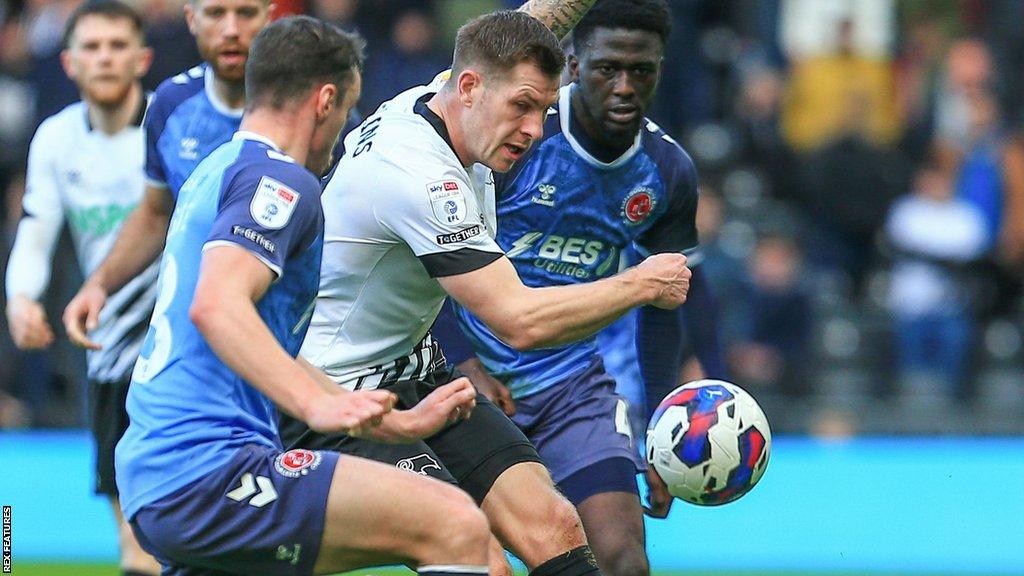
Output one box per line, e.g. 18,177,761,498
301,75,504,390
5,100,159,383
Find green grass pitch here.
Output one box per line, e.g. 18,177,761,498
7,567,989,576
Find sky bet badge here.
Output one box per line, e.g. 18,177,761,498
251,176,300,230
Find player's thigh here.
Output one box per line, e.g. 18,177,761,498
315,455,489,574
513,363,645,494
424,392,543,503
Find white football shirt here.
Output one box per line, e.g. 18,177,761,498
5,100,160,382
301,76,503,389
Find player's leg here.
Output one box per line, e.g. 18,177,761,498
562,462,648,576
421,376,598,576
507,360,650,576
313,454,491,574
91,379,161,576
129,445,491,576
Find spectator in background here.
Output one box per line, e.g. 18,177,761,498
886,161,987,400
359,9,447,114
25,0,82,127
730,232,813,397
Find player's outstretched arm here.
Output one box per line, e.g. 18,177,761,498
5,211,63,350
438,252,690,351
63,184,172,349
518,0,598,40
191,244,395,436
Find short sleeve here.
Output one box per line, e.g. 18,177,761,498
376,164,503,278
204,160,322,277
636,150,700,256
143,92,170,189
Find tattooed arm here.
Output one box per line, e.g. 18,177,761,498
519,0,597,41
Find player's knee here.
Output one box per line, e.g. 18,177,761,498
527,492,586,555
433,489,491,557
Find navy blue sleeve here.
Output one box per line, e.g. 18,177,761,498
143,87,172,187
205,159,322,277
636,143,700,255
432,298,477,365
637,267,726,417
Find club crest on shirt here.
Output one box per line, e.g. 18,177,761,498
621,186,655,225
274,449,322,478
250,176,300,230
426,179,467,225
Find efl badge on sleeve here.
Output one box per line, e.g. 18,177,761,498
426,180,467,225
251,176,300,230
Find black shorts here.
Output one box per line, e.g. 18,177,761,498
89,378,132,496
280,366,542,503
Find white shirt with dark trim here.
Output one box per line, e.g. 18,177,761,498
300,75,504,390
5,100,159,383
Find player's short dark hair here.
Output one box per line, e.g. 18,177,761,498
62,0,145,49
572,0,672,53
245,15,365,110
451,10,564,81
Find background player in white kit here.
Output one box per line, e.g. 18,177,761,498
4,2,160,574
294,6,691,576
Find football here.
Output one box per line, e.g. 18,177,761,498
646,379,771,506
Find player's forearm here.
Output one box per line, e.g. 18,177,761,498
87,191,170,294
192,297,325,422
5,217,59,302
500,269,652,349
519,0,597,40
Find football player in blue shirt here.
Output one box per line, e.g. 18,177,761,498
433,2,724,575
64,0,275,347
116,17,487,576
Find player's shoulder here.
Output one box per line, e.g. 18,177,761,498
149,65,206,117
37,101,87,135
233,136,320,193
640,118,698,184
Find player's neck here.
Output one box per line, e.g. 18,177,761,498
426,91,473,167
240,108,313,168
86,83,145,136
569,87,634,162
211,74,246,110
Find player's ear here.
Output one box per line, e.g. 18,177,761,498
60,49,77,82
567,54,580,83
183,2,197,35
135,46,155,79
456,69,482,108
316,83,338,121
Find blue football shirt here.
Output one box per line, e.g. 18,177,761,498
116,132,324,519
452,85,700,399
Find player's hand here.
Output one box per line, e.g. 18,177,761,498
305,389,397,436
458,357,515,416
642,467,674,519
6,295,54,350
632,253,690,309
404,377,478,437
62,283,107,350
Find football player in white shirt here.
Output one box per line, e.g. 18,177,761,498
295,5,691,576
3,2,160,575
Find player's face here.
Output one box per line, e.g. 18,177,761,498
62,15,151,108
571,27,663,146
466,61,559,173
309,70,362,176
185,0,272,83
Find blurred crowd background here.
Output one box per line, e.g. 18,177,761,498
2,0,1022,435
